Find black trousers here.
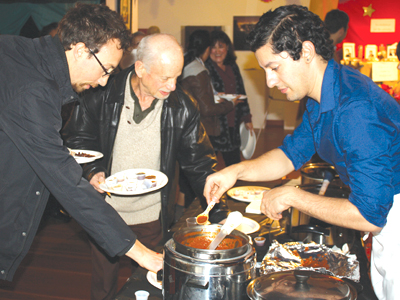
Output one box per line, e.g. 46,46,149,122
218,147,242,167
89,219,162,300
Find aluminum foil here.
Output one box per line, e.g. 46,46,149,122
260,240,360,282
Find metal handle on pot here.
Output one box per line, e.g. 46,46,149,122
291,224,330,236
291,225,330,245
157,269,163,282
184,277,209,290
294,270,311,292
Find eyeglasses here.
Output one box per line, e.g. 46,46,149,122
88,49,113,77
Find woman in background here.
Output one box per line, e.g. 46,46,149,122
180,29,241,140
176,30,242,220
205,30,253,167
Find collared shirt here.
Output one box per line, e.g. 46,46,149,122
279,59,400,227
129,79,159,124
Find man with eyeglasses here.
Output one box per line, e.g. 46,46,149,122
0,3,162,285
62,33,230,300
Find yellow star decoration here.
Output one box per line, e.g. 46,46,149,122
363,4,375,17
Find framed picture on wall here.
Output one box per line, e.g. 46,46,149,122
118,0,131,31
342,42,355,60
233,16,260,51
365,44,378,61
387,43,398,59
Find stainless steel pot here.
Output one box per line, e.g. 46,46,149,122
289,184,355,248
247,270,357,299
300,162,344,187
163,224,256,300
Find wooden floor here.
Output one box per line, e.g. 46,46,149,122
0,125,293,300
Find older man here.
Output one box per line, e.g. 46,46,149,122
0,3,162,284
204,5,400,299
63,33,230,300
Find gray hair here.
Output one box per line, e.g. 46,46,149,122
136,33,183,72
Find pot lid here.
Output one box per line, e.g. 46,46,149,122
247,270,356,300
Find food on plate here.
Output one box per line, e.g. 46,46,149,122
68,148,96,158
232,188,265,200
136,172,145,180
104,170,158,193
73,151,95,158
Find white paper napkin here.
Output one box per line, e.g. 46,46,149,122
245,199,262,214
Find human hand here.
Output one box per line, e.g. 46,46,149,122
89,172,106,194
245,122,254,134
232,95,244,106
125,240,163,272
260,186,296,220
204,166,239,203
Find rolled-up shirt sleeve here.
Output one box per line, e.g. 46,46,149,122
279,111,316,170
337,100,395,227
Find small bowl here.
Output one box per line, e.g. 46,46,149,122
254,236,266,247
135,290,149,300
186,217,198,227
136,172,146,180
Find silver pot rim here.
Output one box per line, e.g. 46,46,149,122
172,224,250,260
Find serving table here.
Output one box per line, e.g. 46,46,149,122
115,179,377,300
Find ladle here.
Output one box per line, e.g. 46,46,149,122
208,211,243,250
318,169,335,195
196,200,216,224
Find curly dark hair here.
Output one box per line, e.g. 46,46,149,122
58,3,131,54
247,5,334,62
209,30,237,65
184,30,211,67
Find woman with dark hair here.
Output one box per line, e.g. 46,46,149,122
176,30,240,218
180,30,240,139
205,30,253,166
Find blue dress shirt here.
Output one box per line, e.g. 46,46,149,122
279,59,400,227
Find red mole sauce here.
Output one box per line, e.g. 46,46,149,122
302,254,330,269
180,235,243,250
196,215,208,224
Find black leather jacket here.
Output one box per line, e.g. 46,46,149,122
63,66,230,239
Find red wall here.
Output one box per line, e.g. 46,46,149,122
338,0,399,48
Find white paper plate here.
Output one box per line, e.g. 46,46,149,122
218,94,247,101
99,169,168,195
146,271,162,290
240,123,256,159
227,186,270,203
70,149,103,164
236,217,260,234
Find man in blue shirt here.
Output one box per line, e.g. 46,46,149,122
204,5,400,299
